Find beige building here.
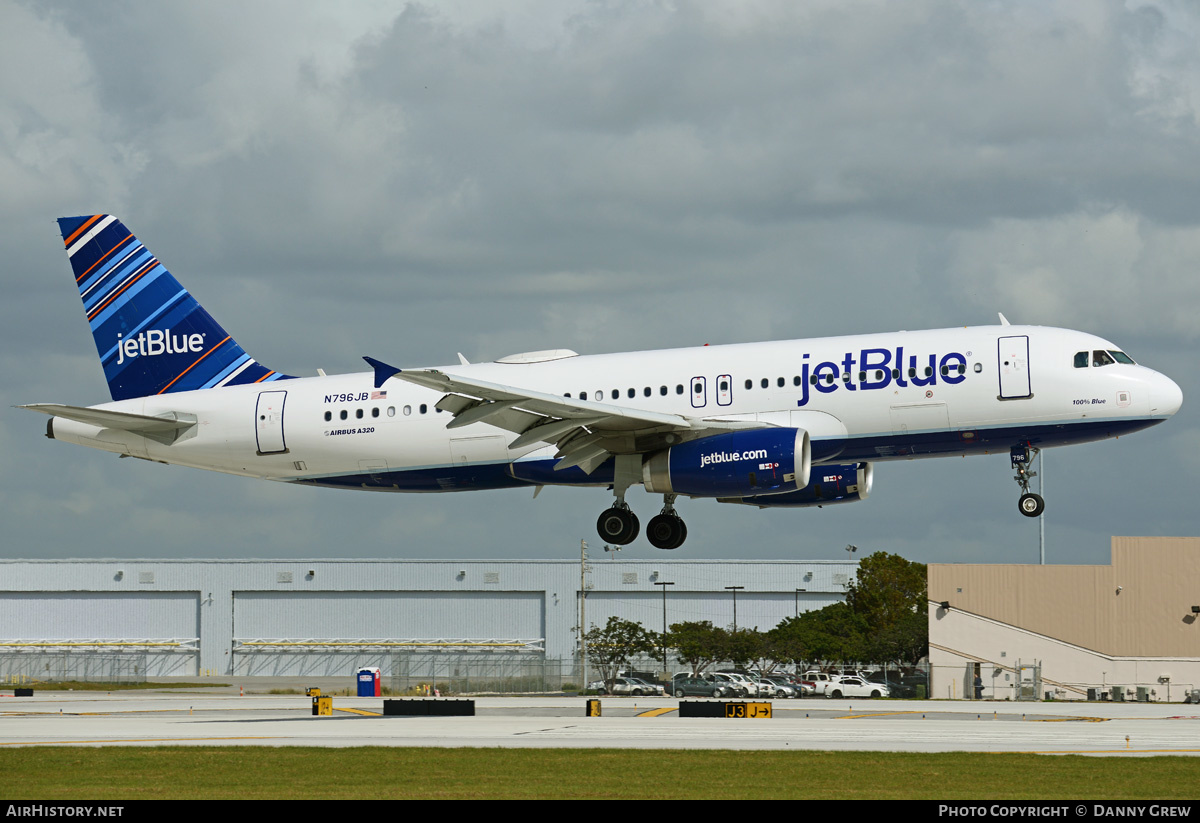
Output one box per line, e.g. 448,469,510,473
928,537,1200,702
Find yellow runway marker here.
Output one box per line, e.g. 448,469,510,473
636,707,676,717
335,708,381,716
838,711,927,719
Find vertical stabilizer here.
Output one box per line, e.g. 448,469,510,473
57,215,291,401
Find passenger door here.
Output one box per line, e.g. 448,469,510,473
997,335,1032,399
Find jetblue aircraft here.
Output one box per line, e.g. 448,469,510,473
23,215,1183,549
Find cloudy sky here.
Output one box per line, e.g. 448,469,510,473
2,0,1198,566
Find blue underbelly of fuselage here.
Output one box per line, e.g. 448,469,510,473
291,416,1162,493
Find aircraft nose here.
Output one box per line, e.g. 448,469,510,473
1151,373,1183,417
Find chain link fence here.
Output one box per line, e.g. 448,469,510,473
0,651,148,684
389,653,575,694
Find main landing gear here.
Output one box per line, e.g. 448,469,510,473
596,494,688,549
1011,443,1045,518
646,495,687,550
597,502,639,545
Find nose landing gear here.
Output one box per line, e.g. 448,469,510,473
1011,444,1044,517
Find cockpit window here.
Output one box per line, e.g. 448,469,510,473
1108,350,1135,365
1092,350,1115,367
1073,352,1088,369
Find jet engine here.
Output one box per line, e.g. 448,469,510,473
642,428,811,498
718,462,873,508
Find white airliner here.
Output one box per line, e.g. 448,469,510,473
23,215,1183,549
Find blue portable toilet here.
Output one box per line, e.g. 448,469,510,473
357,666,381,697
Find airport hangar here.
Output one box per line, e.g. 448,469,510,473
928,536,1200,702
0,557,858,679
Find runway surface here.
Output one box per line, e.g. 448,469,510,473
2,690,1198,755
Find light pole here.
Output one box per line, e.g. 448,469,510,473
725,585,744,632
654,581,674,671
580,539,589,692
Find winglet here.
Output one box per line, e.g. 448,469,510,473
363,356,402,388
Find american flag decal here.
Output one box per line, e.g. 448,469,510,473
371,390,387,400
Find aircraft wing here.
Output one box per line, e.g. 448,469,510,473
365,358,763,474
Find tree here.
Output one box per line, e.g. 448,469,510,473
583,617,656,691
767,615,811,667
800,602,869,664
864,608,929,667
723,627,763,669
666,621,724,675
845,551,928,664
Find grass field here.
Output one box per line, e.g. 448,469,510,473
0,748,1197,799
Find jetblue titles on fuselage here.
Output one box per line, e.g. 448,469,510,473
794,347,967,407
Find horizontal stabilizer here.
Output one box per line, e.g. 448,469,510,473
19,403,196,437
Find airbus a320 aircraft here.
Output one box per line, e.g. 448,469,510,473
23,215,1183,549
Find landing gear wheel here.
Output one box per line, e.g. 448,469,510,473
596,507,640,545
1018,492,1045,518
646,513,687,550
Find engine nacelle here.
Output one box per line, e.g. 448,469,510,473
718,462,873,508
642,428,811,498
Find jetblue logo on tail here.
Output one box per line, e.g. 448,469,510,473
116,330,206,365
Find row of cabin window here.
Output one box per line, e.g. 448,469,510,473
323,404,439,422
566,385,688,400
562,363,974,400
325,361,982,422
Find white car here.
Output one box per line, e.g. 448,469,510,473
823,675,889,699
589,676,665,696
725,672,761,696
710,673,751,696
754,679,782,698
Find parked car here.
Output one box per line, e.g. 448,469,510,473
866,671,917,699
711,672,752,696
717,671,760,696
620,670,671,694
588,676,665,696
762,675,798,698
802,671,836,689
673,675,734,699
823,675,889,699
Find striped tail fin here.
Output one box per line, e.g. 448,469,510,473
57,215,291,401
